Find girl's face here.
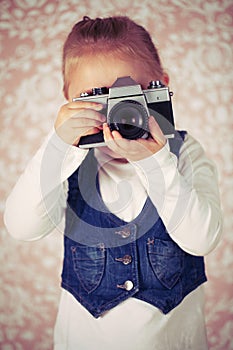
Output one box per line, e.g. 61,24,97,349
68,53,163,101
67,54,165,159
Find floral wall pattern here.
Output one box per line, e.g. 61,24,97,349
0,0,232,349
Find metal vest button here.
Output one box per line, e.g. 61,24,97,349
115,255,132,265
115,229,131,238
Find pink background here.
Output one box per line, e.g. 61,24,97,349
0,0,232,349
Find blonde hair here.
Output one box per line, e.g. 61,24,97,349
62,16,164,99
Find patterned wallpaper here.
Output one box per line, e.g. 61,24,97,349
0,0,232,349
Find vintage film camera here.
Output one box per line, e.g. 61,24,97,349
72,76,175,148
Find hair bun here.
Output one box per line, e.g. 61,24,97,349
83,16,91,21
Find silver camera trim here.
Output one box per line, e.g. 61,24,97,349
73,76,174,148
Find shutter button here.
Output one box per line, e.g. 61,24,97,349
117,280,134,291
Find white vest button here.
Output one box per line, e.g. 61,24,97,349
124,280,134,291
117,280,134,291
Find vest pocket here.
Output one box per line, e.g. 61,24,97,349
71,243,105,293
147,238,184,289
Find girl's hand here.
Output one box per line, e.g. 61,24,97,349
103,116,166,161
55,101,106,146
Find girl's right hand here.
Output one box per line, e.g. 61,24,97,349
54,101,106,146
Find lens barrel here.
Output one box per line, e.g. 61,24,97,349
108,100,148,140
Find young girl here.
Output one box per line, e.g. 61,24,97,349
4,16,222,350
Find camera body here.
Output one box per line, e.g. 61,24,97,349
72,76,175,148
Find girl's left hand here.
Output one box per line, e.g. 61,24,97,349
103,116,166,161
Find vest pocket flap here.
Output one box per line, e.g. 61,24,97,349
71,243,105,293
147,239,184,289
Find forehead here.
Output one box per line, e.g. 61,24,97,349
67,54,157,100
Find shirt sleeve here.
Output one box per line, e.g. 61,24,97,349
132,133,223,256
4,129,88,241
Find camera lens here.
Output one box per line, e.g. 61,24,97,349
108,100,148,139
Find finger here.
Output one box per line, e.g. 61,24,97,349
104,125,126,147
57,111,105,132
103,123,114,142
103,123,124,153
68,119,104,132
71,109,106,123
112,131,130,149
107,127,140,152
111,130,123,140
112,132,143,160
148,116,166,145
68,101,104,111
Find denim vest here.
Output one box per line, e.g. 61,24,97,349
61,131,207,318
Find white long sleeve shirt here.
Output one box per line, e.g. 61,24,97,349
4,130,222,349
